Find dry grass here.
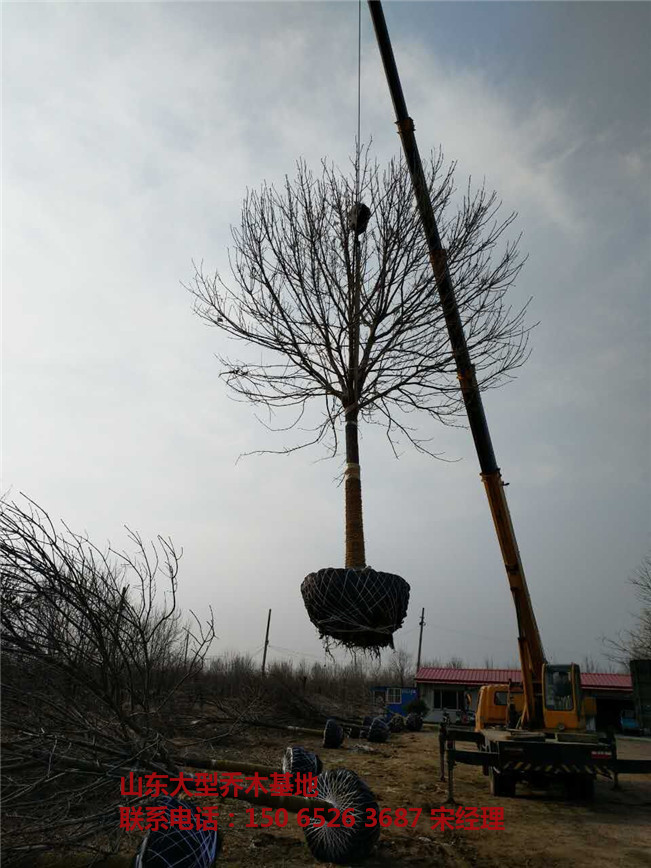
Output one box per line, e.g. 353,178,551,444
32,730,649,868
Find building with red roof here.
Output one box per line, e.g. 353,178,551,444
415,667,633,729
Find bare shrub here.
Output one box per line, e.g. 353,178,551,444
0,496,215,862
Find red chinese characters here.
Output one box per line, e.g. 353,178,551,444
430,805,505,831
118,771,319,800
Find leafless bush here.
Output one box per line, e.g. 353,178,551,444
0,496,215,861
197,648,422,723
604,552,651,665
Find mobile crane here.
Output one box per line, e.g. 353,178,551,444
366,0,636,798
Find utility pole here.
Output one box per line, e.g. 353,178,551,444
416,607,425,673
261,609,272,675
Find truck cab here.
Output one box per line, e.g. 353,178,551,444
475,684,524,730
476,664,594,733
541,664,586,732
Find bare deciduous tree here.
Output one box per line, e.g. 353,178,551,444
420,659,442,670
389,646,414,688
189,151,531,570
604,552,651,665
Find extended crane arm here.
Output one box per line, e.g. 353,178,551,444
367,0,546,727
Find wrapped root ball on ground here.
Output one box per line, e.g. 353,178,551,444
344,724,364,739
405,712,424,732
389,714,405,733
323,718,345,749
301,567,410,651
282,746,323,793
303,769,381,864
367,718,390,743
133,796,221,867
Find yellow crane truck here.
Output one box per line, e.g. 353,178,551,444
367,0,651,798
474,678,597,732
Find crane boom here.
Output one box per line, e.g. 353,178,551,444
367,0,546,728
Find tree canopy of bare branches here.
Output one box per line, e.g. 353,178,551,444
189,150,531,460
189,150,532,648
388,647,414,688
0,497,215,861
604,552,651,665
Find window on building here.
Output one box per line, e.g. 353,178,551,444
442,690,460,709
387,688,402,705
494,691,508,706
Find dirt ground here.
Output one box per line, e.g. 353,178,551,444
157,729,651,868
34,730,651,868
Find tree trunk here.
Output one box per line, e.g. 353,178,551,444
345,235,366,569
345,410,366,568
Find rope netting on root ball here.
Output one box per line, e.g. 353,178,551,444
301,567,410,651
367,718,390,744
323,719,345,749
303,769,381,864
133,796,221,867
282,746,323,793
343,723,367,740
389,715,405,733
405,712,424,732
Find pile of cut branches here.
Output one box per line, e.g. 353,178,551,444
0,497,216,863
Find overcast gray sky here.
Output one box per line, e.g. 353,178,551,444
3,1,650,673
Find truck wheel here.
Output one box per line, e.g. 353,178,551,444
579,775,595,801
581,775,595,802
566,774,595,801
489,768,515,797
303,769,380,864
